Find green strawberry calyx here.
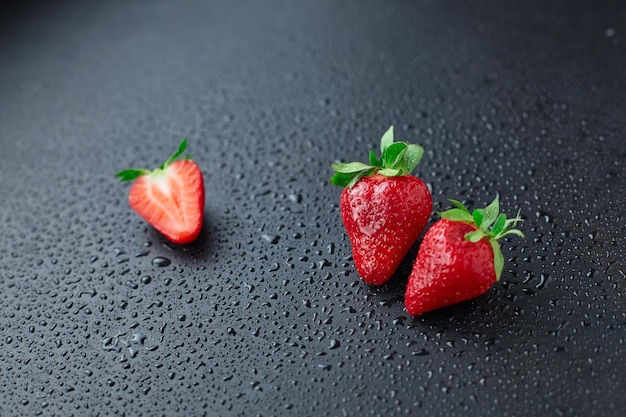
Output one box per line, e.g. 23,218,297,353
115,138,193,182
438,196,524,281
330,126,424,188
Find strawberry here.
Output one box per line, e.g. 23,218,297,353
115,138,205,244
331,126,432,285
405,197,524,315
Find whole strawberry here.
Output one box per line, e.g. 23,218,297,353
331,126,432,285
405,197,523,315
116,138,205,244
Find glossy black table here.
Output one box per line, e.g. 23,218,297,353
1,1,624,416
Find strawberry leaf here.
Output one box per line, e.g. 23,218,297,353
448,199,470,214
439,208,474,222
332,162,372,173
330,172,357,188
491,213,507,236
493,210,524,240
380,125,394,153
481,196,500,229
346,167,376,189
503,210,523,229
378,168,401,176
383,142,408,169
331,167,376,188
403,144,424,173
473,209,484,228
504,218,518,228
115,169,150,182
490,240,504,280
369,150,381,167
496,229,525,239
465,229,485,242
162,138,188,168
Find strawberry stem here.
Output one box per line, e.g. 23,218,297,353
331,126,425,188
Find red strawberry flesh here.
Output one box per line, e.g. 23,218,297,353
129,159,204,244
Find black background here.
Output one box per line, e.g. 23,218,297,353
1,1,625,416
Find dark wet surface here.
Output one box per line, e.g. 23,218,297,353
1,1,624,416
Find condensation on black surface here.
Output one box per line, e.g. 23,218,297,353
0,1,625,416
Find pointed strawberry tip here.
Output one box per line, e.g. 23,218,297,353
167,226,203,244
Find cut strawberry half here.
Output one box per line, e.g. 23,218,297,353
116,139,205,244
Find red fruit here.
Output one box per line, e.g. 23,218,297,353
331,126,432,285
405,197,523,315
340,174,431,285
116,139,205,244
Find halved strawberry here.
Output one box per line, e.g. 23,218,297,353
116,139,205,244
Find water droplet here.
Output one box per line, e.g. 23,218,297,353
288,193,302,203
413,348,430,356
152,256,171,267
262,234,280,244
124,280,138,289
